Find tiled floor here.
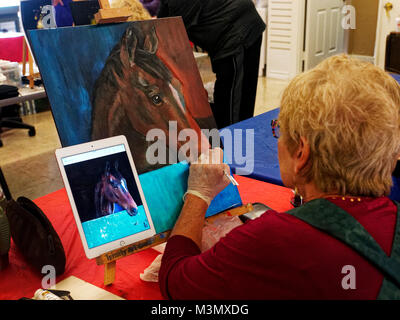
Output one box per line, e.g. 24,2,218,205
0,76,289,200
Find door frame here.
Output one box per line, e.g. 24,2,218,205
374,0,388,68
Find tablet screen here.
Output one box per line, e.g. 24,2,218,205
61,144,152,249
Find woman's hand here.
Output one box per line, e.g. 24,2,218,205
170,148,231,248
186,148,231,205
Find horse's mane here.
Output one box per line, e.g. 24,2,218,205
109,165,123,181
92,24,172,100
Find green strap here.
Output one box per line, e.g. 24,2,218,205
287,198,400,299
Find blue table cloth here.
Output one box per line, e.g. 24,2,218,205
390,73,400,201
391,73,400,84
221,108,283,186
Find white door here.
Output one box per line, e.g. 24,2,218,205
266,0,305,80
304,0,346,71
375,0,400,69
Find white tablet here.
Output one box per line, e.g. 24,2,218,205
55,135,156,259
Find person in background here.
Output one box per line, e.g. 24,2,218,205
158,55,400,299
139,0,160,17
158,0,266,129
110,0,151,21
51,0,73,27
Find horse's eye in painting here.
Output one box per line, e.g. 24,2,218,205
150,94,163,106
109,179,119,188
146,86,163,106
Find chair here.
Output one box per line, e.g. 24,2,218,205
0,106,36,147
0,85,36,148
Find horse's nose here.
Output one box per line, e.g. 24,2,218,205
127,207,138,216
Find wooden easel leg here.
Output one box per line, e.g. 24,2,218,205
28,51,34,89
22,39,27,76
104,260,116,286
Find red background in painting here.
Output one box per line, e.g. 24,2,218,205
154,18,213,120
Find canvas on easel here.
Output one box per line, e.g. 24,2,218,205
27,18,242,237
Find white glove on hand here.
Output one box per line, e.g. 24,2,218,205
185,148,231,205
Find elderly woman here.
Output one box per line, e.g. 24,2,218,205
158,55,400,299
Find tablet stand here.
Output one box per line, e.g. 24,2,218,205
96,203,253,285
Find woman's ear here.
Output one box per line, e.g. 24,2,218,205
294,136,310,175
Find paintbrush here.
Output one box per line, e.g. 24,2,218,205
224,170,239,186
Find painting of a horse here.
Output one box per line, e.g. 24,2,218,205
94,161,138,218
91,23,212,174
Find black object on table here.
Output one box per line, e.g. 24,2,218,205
0,166,11,201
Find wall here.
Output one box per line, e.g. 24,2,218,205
348,0,379,57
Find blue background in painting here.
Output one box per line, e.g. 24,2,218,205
139,161,242,234
29,23,129,147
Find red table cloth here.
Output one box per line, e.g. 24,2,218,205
0,33,28,63
0,175,293,300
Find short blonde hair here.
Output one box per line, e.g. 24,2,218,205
110,0,152,21
279,55,400,197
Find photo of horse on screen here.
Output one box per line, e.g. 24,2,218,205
94,161,139,218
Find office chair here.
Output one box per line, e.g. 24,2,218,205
0,85,36,147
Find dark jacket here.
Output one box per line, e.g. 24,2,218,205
157,0,266,62
140,0,160,17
